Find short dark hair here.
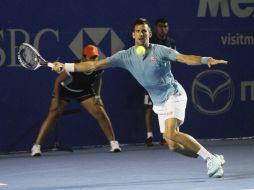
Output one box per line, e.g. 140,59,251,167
132,18,152,31
155,17,169,25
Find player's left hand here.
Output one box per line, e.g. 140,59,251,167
208,59,228,68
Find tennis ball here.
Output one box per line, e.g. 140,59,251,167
135,46,146,56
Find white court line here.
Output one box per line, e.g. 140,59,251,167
0,183,8,186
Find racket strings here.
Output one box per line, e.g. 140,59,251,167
18,43,49,70
20,47,39,70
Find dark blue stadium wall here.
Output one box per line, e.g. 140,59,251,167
1,0,253,152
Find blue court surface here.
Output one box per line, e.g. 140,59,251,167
0,139,254,190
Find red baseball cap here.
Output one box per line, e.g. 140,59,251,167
83,45,99,58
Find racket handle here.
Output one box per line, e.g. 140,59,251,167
47,62,54,68
48,62,64,73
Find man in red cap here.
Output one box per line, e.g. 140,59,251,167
83,44,99,57
31,44,121,156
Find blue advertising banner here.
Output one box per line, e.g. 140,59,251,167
0,0,253,152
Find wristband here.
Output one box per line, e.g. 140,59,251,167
201,57,212,65
65,63,75,72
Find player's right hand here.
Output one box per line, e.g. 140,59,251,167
52,62,65,73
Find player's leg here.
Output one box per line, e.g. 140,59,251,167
156,92,211,157
157,112,198,158
31,98,69,156
154,92,224,177
79,96,121,152
144,94,154,146
164,118,201,156
164,118,225,177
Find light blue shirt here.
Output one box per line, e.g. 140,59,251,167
107,44,185,106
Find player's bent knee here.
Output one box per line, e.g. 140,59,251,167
165,132,175,141
166,141,179,152
168,145,179,152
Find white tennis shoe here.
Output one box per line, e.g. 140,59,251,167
31,144,41,157
215,154,225,165
207,154,225,178
211,154,225,178
110,141,121,152
212,165,224,178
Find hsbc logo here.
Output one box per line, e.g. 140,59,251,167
197,0,254,18
191,70,234,115
0,27,125,67
69,28,125,59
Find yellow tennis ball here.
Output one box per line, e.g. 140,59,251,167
135,46,146,56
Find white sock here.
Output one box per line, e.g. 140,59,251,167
197,147,214,161
147,132,153,138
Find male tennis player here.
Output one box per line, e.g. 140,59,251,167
31,45,121,156
52,18,227,178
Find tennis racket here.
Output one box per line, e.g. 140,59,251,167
17,43,54,70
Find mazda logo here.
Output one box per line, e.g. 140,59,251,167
191,70,234,115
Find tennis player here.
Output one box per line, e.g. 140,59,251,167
52,18,227,178
31,45,121,156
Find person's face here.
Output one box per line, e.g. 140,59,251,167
132,24,152,47
155,22,169,39
82,55,98,62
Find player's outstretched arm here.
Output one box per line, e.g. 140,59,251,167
52,59,110,73
176,53,228,68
